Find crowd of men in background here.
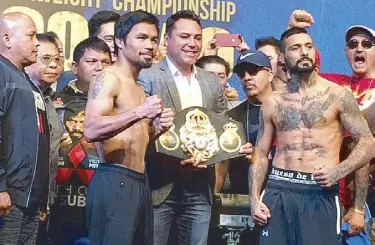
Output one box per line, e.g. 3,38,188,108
0,7,374,245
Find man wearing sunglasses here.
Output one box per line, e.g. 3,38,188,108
227,50,274,194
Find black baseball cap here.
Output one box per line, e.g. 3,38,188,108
233,50,272,74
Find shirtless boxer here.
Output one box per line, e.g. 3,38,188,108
249,27,375,245
83,11,174,245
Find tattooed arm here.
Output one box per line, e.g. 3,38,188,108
84,72,163,142
249,99,276,212
363,102,375,135
353,164,369,212
331,89,375,181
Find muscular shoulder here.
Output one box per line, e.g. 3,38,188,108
320,73,351,86
89,69,121,99
317,76,348,99
261,93,278,116
318,75,343,89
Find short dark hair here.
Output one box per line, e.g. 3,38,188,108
36,33,58,47
73,37,111,63
114,10,159,54
255,37,280,53
195,55,230,76
88,10,120,37
45,31,59,42
165,10,201,35
279,27,308,53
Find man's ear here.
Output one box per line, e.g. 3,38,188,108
268,70,275,83
3,33,11,48
164,33,169,48
115,37,124,51
71,61,78,76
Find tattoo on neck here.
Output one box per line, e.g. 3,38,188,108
287,73,317,93
287,74,300,93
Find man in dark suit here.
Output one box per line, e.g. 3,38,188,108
139,10,253,245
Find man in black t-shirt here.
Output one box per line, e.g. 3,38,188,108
227,50,274,194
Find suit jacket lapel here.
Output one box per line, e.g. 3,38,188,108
159,60,182,112
196,70,209,108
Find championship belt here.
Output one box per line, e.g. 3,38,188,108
154,106,247,166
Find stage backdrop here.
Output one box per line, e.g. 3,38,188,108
2,0,375,97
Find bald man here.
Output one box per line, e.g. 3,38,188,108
0,13,51,245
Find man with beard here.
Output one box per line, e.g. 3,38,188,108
84,11,175,245
288,10,375,237
250,27,375,245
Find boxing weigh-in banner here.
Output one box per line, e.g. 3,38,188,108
0,0,240,73
4,0,373,98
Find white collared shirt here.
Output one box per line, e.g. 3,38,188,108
166,57,202,110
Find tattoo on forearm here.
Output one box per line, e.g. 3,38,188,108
256,110,264,147
249,156,269,206
335,139,374,180
91,73,105,100
354,165,369,211
339,90,372,141
277,142,327,158
333,89,375,179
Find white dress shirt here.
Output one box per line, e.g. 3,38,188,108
166,57,202,110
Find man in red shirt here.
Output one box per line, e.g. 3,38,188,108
288,10,375,237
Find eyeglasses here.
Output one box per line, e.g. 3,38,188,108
237,66,264,78
38,55,62,66
346,39,375,49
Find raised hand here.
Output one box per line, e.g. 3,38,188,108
288,9,315,29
